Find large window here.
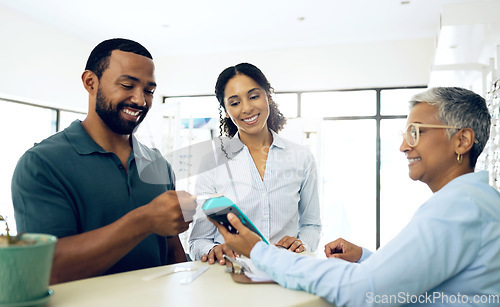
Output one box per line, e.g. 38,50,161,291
2,87,431,253
160,86,430,252
0,98,85,233
379,89,432,246
318,119,377,250
297,88,433,250
301,90,376,117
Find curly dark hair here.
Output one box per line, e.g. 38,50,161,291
215,63,287,138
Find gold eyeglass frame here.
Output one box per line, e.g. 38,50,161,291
403,123,462,147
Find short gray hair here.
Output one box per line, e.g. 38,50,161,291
409,87,491,169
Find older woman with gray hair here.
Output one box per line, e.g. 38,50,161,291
212,87,500,306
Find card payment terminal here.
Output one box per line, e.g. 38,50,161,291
201,195,269,244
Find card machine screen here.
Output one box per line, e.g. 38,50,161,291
201,195,269,244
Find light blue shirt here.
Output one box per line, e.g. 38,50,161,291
251,171,500,306
189,131,321,260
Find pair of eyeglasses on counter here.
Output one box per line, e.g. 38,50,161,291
402,123,478,147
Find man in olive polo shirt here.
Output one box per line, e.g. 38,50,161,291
11,38,195,284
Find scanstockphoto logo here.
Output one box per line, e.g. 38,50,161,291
133,136,313,184
365,292,500,305
133,138,221,184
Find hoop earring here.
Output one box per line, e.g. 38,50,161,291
457,153,463,163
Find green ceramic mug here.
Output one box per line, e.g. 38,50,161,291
0,233,57,304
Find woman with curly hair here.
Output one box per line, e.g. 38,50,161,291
189,63,321,264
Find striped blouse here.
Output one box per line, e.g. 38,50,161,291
189,130,321,260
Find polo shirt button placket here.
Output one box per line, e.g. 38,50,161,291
117,164,132,195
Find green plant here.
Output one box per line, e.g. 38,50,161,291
0,215,30,246
0,215,14,244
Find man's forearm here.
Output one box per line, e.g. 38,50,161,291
167,236,188,264
50,206,151,284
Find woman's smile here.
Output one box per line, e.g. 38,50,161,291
406,156,421,166
242,114,260,124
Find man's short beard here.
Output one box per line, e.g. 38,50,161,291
95,87,148,135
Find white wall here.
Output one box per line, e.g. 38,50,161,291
1,2,435,110
155,38,435,97
0,4,91,112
